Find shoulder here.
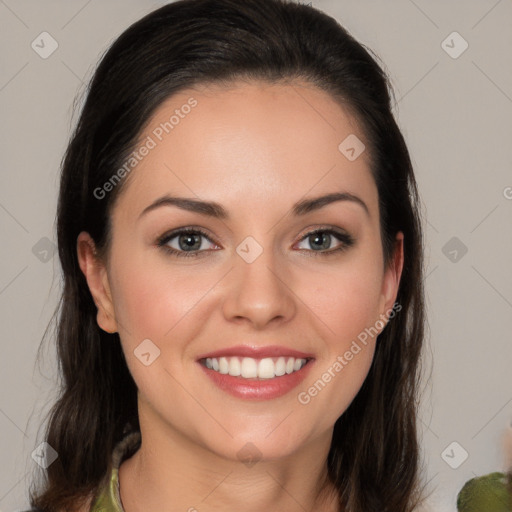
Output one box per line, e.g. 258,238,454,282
457,471,511,510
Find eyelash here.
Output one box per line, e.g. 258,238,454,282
156,226,355,259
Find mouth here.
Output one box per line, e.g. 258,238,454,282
195,345,316,400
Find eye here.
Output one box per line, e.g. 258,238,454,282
157,227,219,258
294,228,355,256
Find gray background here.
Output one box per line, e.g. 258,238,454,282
1,1,511,511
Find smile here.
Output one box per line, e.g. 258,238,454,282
201,356,310,379
197,356,315,401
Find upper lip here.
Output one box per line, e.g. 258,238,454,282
196,345,315,361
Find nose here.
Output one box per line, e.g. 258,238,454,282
221,247,297,330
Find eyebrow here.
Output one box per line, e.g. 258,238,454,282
138,191,370,221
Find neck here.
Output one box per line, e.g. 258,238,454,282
118,410,340,512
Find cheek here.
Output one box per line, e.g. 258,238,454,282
296,331,376,431
110,254,216,348
109,263,212,399
296,254,384,422
302,259,384,347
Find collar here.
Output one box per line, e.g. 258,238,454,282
90,430,141,512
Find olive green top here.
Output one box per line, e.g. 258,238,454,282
457,471,511,512
89,431,141,512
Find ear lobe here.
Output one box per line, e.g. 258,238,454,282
76,231,118,334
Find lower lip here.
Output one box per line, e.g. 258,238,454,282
197,360,315,400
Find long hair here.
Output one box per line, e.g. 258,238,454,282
29,1,428,510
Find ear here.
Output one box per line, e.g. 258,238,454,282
378,231,404,321
76,231,118,334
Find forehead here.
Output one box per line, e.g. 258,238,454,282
113,79,377,224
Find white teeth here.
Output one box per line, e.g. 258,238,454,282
228,357,241,376
258,358,275,379
241,357,258,378
219,357,229,374
275,356,286,376
204,356,308,379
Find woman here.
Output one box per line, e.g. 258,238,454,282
28,0,428,510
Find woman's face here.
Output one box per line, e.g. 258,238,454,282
79,79,403,461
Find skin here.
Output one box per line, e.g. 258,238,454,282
77,79,404,512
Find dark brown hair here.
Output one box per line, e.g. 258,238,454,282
29,1,428,510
